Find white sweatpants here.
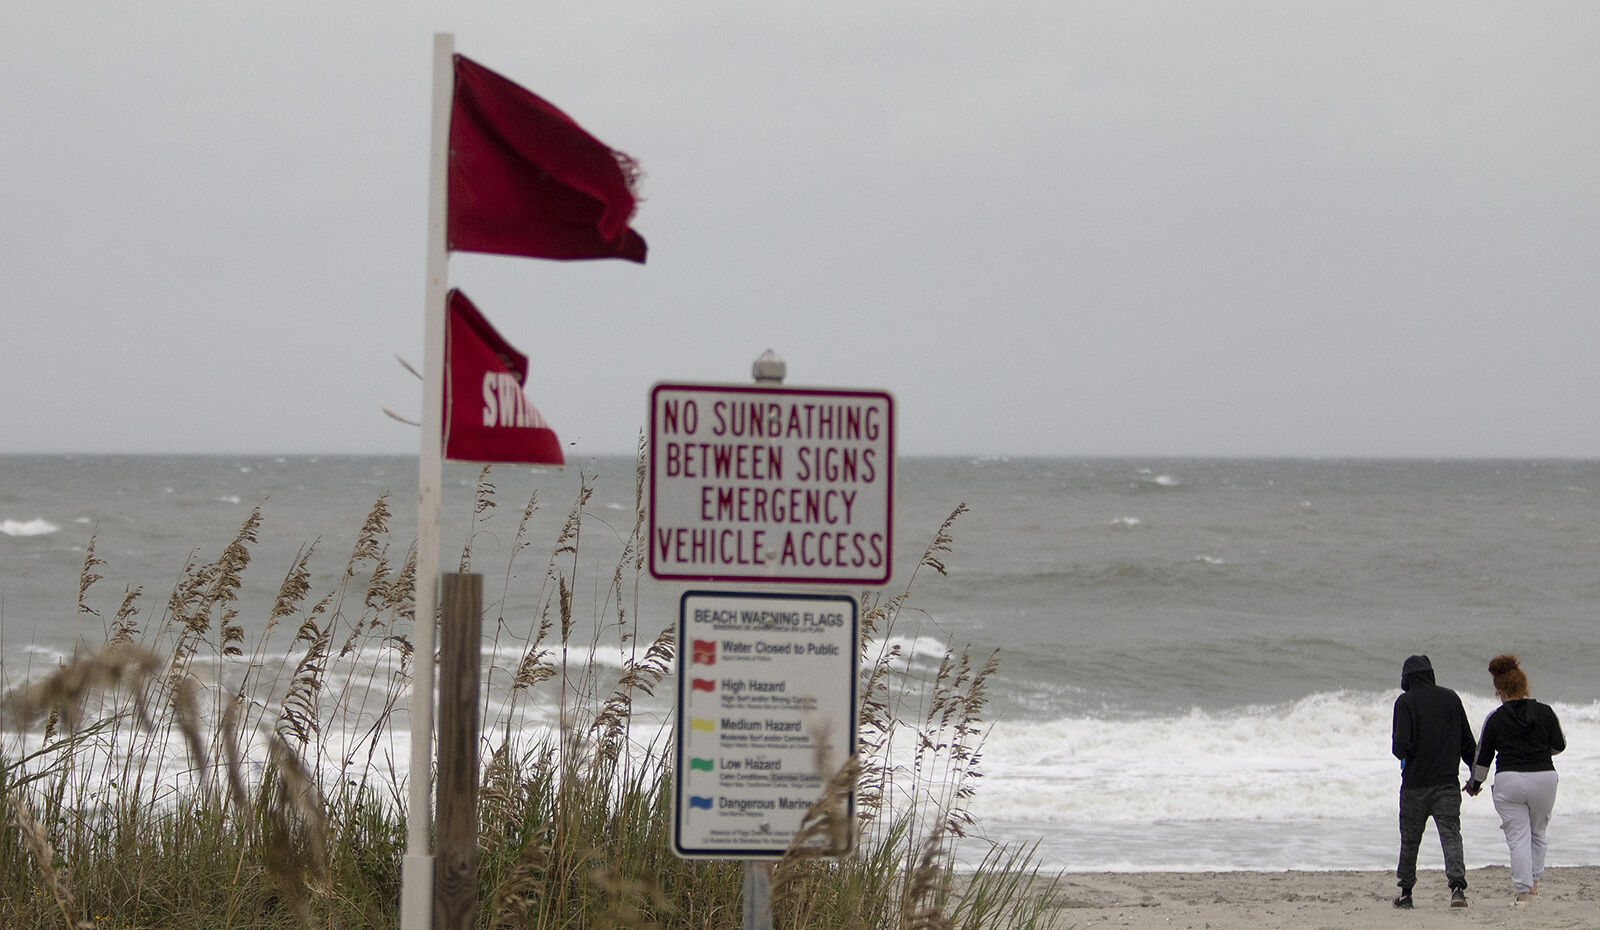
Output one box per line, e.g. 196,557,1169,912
1492,770,1559,894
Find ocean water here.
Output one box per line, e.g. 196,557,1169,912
3,454,1597,872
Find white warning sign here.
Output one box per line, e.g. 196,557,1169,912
649,383,895,584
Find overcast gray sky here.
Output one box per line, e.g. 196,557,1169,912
4,2,1596,458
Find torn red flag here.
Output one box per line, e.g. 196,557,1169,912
444,289,565,466
448,54,647,262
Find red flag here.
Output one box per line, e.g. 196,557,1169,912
444,289,565,465
448,54,647,263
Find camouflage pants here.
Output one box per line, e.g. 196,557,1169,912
1397,783,1467,893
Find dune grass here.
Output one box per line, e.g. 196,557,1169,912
1,451,1060,929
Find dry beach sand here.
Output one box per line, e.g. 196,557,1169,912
1029,866,1599,929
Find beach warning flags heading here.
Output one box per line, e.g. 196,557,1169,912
447,53,647,263
443,289,564,466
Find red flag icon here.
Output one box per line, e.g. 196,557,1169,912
448,54,647,263
692,640,716,666
443,289,564,466
691,678,716,693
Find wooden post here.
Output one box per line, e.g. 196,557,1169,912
434,572,481,930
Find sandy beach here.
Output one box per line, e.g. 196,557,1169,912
1032,866,1598,929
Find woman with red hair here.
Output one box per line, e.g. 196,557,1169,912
1465,654,1566,907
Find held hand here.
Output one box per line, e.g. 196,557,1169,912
1463,781,1482,797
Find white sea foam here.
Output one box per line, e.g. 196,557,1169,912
969,690,1600,825
1134,469,1181,487
876,633,954,665
1,518,60,537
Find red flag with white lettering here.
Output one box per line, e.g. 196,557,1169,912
444,289,564,465
448,54,647,263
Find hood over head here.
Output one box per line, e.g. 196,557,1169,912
1401,654,1436,691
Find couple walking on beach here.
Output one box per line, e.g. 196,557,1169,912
1391,653,1566,910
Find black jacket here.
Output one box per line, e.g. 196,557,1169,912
1473,698,1565,781
1391,655,1476,789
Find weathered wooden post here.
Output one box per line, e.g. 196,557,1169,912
434,572,482,930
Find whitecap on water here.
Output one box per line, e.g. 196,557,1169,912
1134,469,1181,487
1,518,60,537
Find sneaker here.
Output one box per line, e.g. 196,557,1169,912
1451,889,1468,908
1393,892,1413,909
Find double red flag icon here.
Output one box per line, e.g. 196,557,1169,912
444,289,564,466
448,53,647,263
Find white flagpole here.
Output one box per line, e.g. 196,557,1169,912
401,30,453,930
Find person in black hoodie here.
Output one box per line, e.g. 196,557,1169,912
1465,654,1565,907
1391,654,1476,909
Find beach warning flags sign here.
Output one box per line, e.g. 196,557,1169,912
447,53,647,263
442,289,564,466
